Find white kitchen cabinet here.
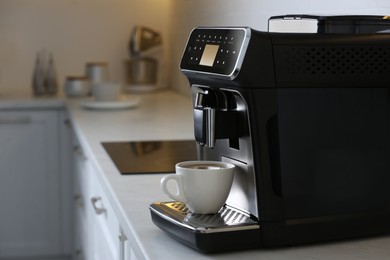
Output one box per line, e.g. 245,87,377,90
0,109,71,258
89,173,119,260
72,134,125,260
73,140,93,260
120,233,138,260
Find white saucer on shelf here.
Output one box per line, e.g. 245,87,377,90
81,96,140,110
125,84,158,93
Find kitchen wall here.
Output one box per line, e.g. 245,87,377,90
169,0,390,96
2,0,390,97
0,0,172,96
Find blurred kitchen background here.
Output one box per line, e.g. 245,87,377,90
1,0,390,97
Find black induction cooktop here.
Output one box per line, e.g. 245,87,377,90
102,140,200,174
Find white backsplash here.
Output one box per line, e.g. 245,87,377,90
0,0,172,96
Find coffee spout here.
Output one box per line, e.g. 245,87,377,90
194,106,216,148
194,106,239,149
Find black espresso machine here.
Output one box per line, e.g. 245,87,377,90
149,26,390,253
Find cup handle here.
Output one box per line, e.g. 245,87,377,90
160,175,186,202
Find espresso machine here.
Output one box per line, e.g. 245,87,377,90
149,26,390,253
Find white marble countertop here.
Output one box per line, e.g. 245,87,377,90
2,91,390,259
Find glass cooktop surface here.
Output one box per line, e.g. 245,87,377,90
102,140,199,174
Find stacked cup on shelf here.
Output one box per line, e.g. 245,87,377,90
64,61,121,102
86,62,121,102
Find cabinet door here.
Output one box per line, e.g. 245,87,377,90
119,231,138,260
0,111,62,257
73,138,94,260
73,138,119,260
89,169,118,260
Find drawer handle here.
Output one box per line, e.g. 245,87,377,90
119,231,128,260
0,116,31,124
73,146,87,160
74,194,83,207
118,231,128,242
91,197,106,215
75,249,83,258
64,118,72,128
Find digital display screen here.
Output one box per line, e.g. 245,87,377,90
199,44,219,67
180,28,248,76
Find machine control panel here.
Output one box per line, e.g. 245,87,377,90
180,27,250,78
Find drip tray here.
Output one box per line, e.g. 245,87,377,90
102,140,199,174
150,201,259,233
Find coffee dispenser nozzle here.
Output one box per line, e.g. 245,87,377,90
194,90,216,148
194,106,216,148
193,89,238,149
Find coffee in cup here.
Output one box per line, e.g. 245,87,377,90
160,161,235,214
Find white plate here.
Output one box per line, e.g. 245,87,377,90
125,84,157,92
81,97,140,110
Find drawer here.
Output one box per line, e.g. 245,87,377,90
89,173,120,260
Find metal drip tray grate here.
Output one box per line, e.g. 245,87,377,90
150,201,259,233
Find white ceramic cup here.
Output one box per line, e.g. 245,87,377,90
92,81,121,102
160,161,235,214
64,76,90,97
